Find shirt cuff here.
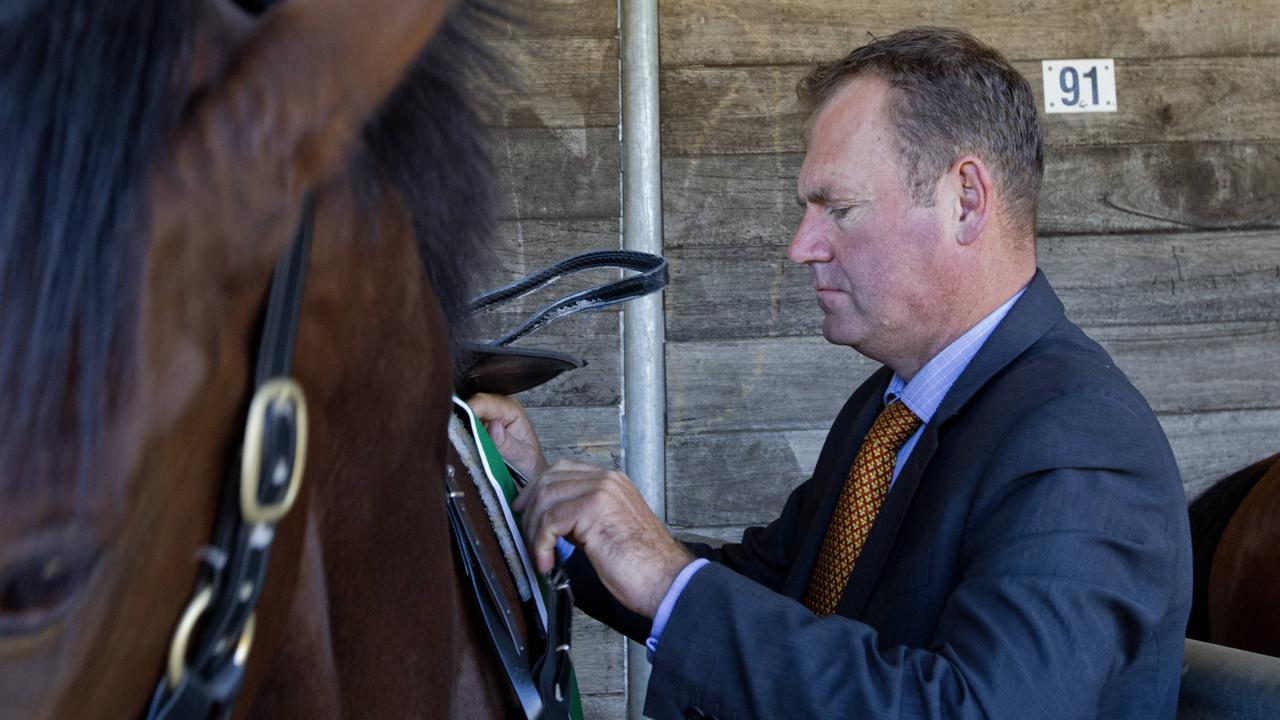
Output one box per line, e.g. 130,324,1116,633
645,558,710,662
555,537,576,563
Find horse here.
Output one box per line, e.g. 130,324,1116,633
1188,453,1280,657
0,0,543,716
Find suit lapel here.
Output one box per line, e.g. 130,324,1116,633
832,270,1067,617
837,421,940,617
782,368,891,600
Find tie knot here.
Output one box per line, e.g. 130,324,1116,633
870,400,921,450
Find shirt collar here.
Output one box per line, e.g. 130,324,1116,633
884,287,1027,424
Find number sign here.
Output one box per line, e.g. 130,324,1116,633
1041,59,1117,114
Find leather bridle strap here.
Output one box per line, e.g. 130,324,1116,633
469,250,668,347
145,195,316,720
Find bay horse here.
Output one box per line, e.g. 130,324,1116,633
1188,453,1280,657
0,0,539,717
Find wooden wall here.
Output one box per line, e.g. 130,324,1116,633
659,0,1280,547
483,1,1280,717
480,2,628,717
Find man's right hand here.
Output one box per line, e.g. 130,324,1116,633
467,393,549,482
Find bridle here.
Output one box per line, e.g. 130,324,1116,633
146,194,315,719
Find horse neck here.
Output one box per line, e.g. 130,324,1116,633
240,184,517,718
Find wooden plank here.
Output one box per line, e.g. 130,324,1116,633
660,0,1280,67
488,0,616,40
662,144,1280,247
1039,143,1280,234
494,128,619,220
666,429,818,526
666,335,873,435
482,38,618,128
470,310,621,407
665,409,1280,527
581,693,625,720
659,57,1280,156
491,218,619,280
571,610,626,695
662,230,1280,341
1165,410,1280,500
526,406,620,466
666,321,1280,434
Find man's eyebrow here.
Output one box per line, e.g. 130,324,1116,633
798,189,829,207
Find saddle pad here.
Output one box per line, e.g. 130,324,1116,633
450,398,547,626
451,397,585,720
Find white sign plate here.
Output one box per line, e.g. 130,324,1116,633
1041,59,1117,113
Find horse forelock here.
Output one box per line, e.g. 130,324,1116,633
0,0,194,494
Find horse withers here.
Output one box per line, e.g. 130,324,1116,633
0,0,533,717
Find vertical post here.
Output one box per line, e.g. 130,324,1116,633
620,0,664,717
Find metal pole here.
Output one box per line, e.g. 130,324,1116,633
620,0,663,716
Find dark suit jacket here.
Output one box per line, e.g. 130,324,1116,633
568,270,1193,719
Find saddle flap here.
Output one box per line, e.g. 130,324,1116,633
455,343,586,397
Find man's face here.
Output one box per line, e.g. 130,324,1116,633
788,76,954,371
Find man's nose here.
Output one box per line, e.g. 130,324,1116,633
787,210,831,265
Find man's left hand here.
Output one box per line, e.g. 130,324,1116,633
513,459,694,619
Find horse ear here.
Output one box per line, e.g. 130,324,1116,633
167,0,452,244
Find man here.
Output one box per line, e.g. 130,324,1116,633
473,27,1191,719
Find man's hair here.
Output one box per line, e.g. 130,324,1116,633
798,27,1043,234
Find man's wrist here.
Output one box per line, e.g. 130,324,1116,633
646,558,710,661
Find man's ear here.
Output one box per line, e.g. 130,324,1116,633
949,155,992,247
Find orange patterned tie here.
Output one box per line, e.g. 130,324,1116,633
803,400,921,616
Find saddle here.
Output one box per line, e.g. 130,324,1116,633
448,249,668,720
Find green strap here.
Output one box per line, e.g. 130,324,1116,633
467,405,585,720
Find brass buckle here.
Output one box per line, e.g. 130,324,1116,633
240,378,308,525
165,587,257,689
166,586,212,688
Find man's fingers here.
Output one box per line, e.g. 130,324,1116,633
531,492,598,573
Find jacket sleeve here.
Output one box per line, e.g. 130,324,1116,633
643,394,1190,720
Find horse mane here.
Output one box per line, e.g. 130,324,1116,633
359,0,506,354
0,0,504,490
0,0,194,486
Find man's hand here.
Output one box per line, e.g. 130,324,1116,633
514,460,694,619
467,393,550,481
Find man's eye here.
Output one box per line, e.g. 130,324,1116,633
829,206,851,219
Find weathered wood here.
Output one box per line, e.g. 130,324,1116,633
470,309,622,407
659,57,1280,156
494,128,620,220
666,335,871,435
489,0,616,40
571,610,626,695
662,230,1280,341
659,0,1280,67
525,405,620,465
1039,143,1280,234
482,38,618,128
493,219,620,271
581,693,625,720
665,408,1280,527
666,320,1280,435
663,144,1280,248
